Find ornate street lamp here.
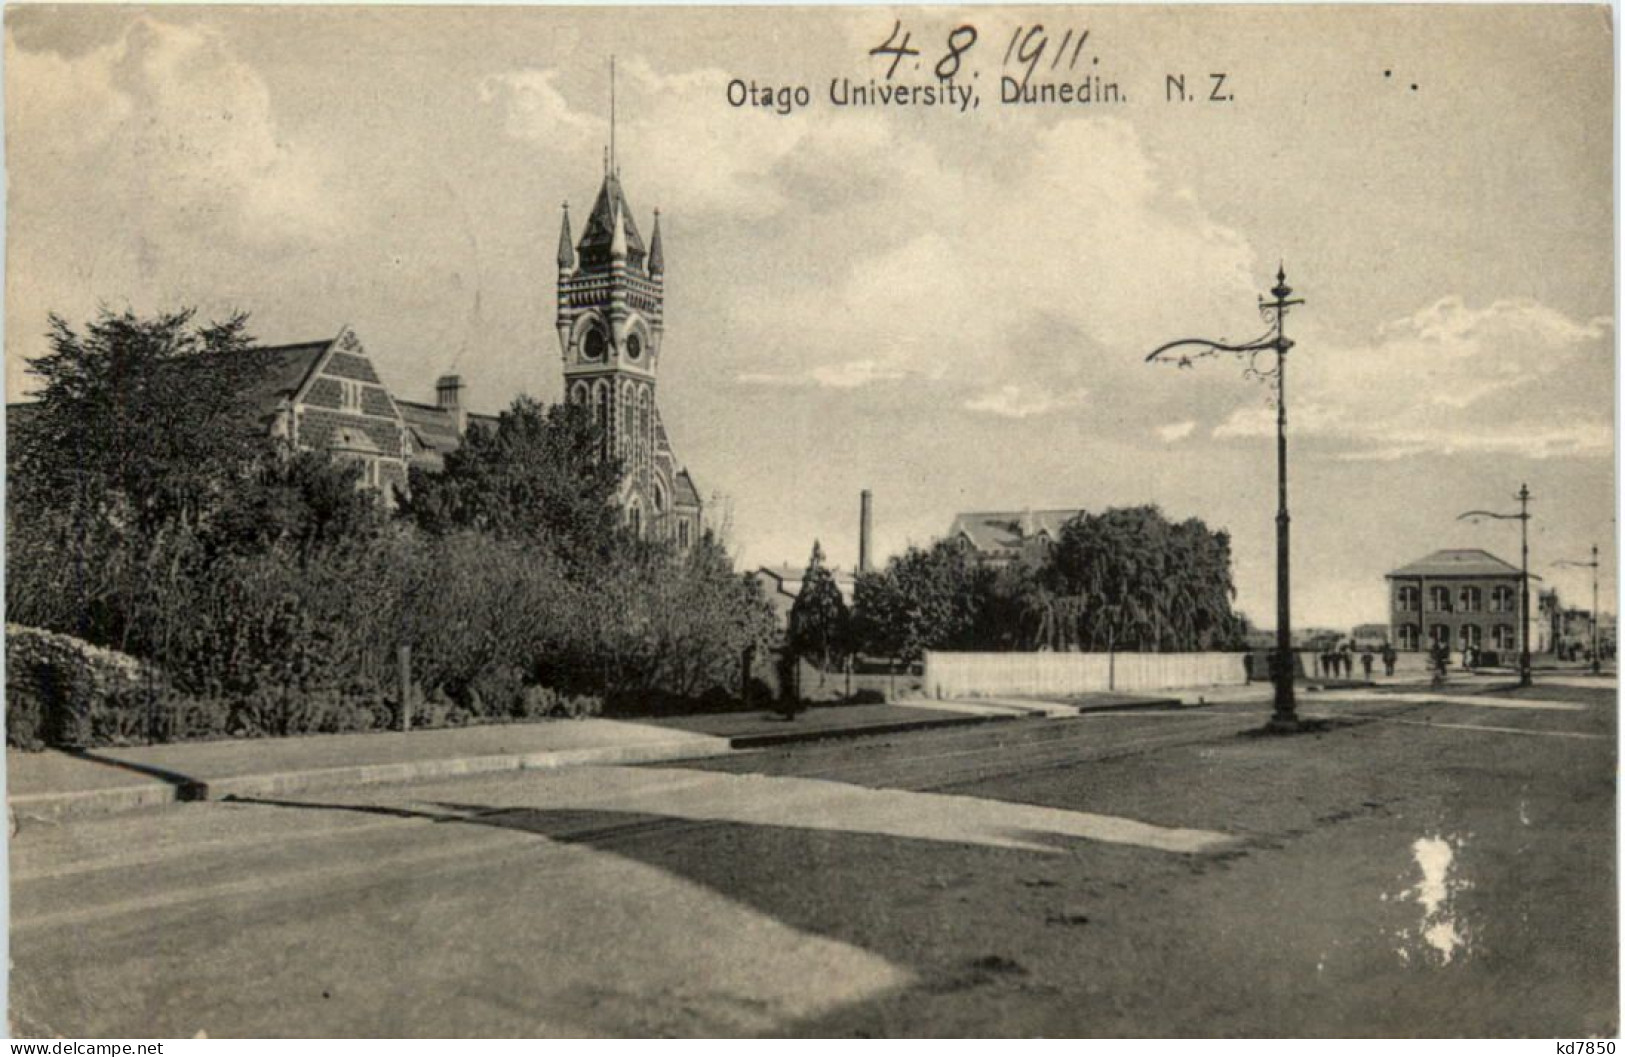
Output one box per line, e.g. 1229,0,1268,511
1458,484,1533,687
1553,544,1602,676
1148,265,1303,732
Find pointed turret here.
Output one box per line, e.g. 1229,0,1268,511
557,202,575,273
648,210,664,277
609,201,628,261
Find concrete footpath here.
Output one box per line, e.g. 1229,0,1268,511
6,693,1188,824
8,719,735,824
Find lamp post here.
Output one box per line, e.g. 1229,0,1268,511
1458,484,1533,687
1553,544,1601,676
1148,264,1304,731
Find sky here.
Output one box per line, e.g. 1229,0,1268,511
4,4,1616,630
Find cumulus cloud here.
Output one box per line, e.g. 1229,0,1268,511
7,16,341,246
480,56,812,221
1211,297,1614,459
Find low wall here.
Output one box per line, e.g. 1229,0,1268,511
923,650,1247,699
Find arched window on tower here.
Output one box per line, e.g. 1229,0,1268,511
621,381,635,460
595,381,611,458
638,387,652,473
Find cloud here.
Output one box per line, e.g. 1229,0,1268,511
1157,420,1197,442
477,68,598,143
480,56,813,221
1210,297,1614,459
736,358,911,389
747,116,1260,403
964,385,1090,419
7,17,342,247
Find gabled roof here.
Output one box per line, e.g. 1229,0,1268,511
238,340,331,413
578,172,645,260
673,467,701,508
948,509,1080,553
396,400,462,454
8,340,329,426
1386,548,1531,579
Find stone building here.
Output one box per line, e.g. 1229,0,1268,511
249,327,495,497
1386,548,1534,654
556,159,703,550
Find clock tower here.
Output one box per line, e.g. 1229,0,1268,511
556,159,701,549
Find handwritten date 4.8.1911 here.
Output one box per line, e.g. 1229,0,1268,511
870,20,1091,90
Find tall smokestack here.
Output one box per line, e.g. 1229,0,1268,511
859,489,873,573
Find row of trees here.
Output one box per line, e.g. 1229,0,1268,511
8,309,778,742
788,507,1249,672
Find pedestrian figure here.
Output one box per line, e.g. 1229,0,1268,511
1361,648,1374,680
1382,642,1397,677
1431,641,1449,687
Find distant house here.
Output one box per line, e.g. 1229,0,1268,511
752,564,857,633
1386,548,1535,653
947,509,1079,565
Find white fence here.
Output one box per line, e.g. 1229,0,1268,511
922,650,1247,699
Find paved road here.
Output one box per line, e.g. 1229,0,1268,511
11,687,1616,1037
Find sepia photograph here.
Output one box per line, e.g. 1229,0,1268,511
2,2,1617,1039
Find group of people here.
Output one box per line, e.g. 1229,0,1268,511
1317,642,1398,680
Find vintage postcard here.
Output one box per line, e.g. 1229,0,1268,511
3,2,1615,1040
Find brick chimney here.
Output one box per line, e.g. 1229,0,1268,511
435,375,466,435
859,489,873,573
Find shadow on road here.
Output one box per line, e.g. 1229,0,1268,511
65,748,209,799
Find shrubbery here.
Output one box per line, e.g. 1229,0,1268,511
6,518,760,748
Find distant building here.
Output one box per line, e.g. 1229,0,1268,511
1296,627,1346,650
947,509,1078,565
1386,548,1534,653
753,564,857,632
1351,623,1389,648
1536,590,1610,657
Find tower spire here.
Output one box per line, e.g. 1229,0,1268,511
557,201,575,272
648,208,664,276
609,55,617,178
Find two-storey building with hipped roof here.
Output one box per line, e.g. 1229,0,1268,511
1386,548,1536,654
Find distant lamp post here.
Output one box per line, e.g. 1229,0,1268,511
1148,264,1304,732
1553,544,1602,676
1458,484,1533,687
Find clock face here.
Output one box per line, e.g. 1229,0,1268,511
626,333,643,361
582,328,606,360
